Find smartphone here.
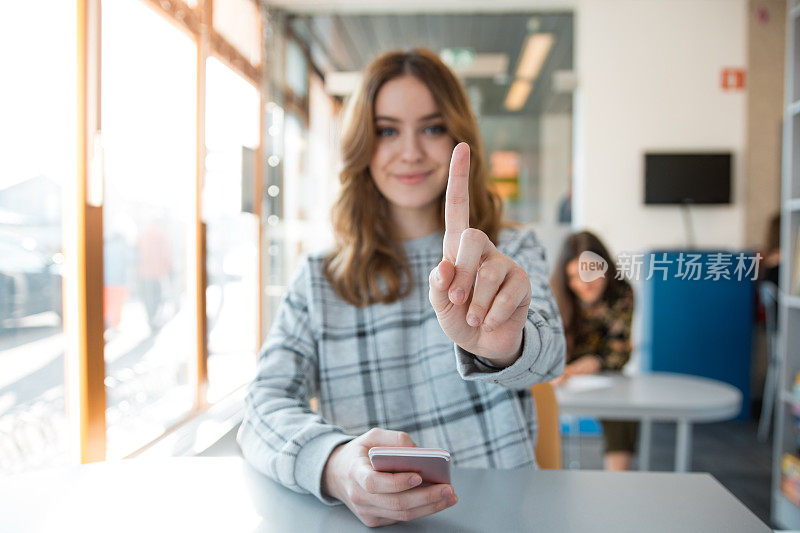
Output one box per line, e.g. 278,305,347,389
368,447,451,484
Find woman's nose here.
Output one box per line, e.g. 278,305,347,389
399,131,425,163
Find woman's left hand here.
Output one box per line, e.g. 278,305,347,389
568,355,603,375
429,143,531,368
551,355,603,386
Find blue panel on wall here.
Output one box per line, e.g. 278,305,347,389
640,250,756,420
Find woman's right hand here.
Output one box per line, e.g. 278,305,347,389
321,428,458,527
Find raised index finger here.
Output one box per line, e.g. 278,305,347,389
443,142,470,263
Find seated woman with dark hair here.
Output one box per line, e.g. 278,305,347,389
550,231,637,471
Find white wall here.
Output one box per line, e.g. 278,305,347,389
573,0,747,256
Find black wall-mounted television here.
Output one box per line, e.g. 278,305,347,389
644,152,732,205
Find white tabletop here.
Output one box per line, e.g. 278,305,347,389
0,457,770,532
555,372,742,422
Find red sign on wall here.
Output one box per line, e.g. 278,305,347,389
721,68,746,90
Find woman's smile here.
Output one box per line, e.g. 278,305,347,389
394,170,433,185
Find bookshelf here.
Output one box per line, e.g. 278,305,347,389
772,1,800,528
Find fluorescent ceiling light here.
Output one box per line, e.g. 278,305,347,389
515,33,554,81
504,33,554,111
504,79,532,111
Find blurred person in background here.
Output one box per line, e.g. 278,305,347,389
136,216,173,331
237,49,565,527
103,230,132,330
550,231,636,471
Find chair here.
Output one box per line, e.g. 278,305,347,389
531,382,562,469
757,281,780,442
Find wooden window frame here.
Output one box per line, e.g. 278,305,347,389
73,0,265,462
73,0,106,464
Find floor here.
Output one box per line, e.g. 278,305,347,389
201,419,776,529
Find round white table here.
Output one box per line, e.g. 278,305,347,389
554,372,742,472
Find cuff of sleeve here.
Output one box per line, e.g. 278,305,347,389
454,316,546,389
294,431,355,506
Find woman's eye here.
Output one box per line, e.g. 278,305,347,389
424,124,446,135
376,127,398,137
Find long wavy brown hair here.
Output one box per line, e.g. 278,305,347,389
324,49,504,306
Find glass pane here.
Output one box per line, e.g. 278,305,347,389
262,100,285,337
282,112,311,271
0,0,77,474
306,75,337,253
286,40,308,99
101,0,197,459
204,57,259,402
0,1,75,474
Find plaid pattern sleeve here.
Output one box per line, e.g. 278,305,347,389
455,227,566,388
237,259,355,505
239,226,566,505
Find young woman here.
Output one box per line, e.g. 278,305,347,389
237,49,565,527
550,231,636,471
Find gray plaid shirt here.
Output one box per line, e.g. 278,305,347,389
237,226,565,503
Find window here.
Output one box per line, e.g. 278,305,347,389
3,0,267,469
0,0,76,474
101,0,197,458
286,40,308,100
204,57,259,402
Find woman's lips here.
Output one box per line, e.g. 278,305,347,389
395,170,432,185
